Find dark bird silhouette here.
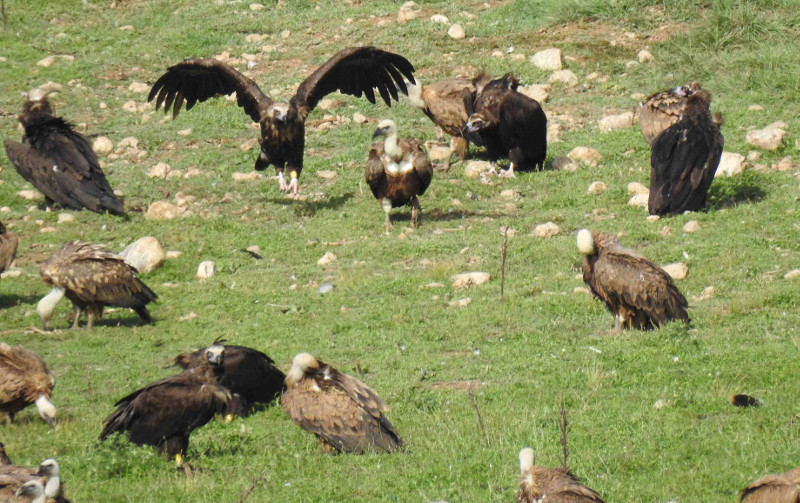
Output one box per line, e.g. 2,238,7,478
37,241,157,330
577,229,690,330
463,74,547,178
149,47,416,196
639,81,701,146
99,345,229,460
281,353,402,454
0,444,11,465
0,221,19,279
4,89,125,215
517,448,606,503
648,89,723,216
366,119,433,230
0,343,56,427
174,341,285,416
741,467,800,503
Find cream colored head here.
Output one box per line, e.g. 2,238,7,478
577,229,595,255
37,287,65,330
26,88,47,102
15,479,45,503
36,458,61,498
204,343,225,366
372,119,398,140
519,447,535,473
272,102,290,122
286,352,319,385
35,395,57,428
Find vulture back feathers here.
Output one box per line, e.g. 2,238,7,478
0,222,19,277
517,448,606,503
640,81,701,146
740,467,800,503
0,343,56,427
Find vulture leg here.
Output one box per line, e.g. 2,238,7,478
482,161,498,177
498,162,516,178
44,197,54,213
436,150,455,173
287,176,299,196
381,198,392,231
71,306,82,329
278,172,288,193
86,311,95,331
410,196,421,228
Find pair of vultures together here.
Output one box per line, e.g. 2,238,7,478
0,449,68,503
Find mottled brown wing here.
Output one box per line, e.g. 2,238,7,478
0,344,53,404
292,47,416,118
548,484,607,503
365,142,386,197
0,225,19,273
0,472,36,501
148,58,272,122
640,90,687,146
404,139,433,196
421,78,474,136
740,475,800,503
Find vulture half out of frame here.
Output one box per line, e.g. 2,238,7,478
648,88,723,216
366,119,433,230
281,353,402,454
639,81,701,146
0,343,57,427
517,448,606,503
740,467,800,503
0,458,69,503
149,46,416,195
37,241,157,330
577,229,690,330
4,89,125,215
0,221,19,279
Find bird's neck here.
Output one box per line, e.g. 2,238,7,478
44,475,60,498
383,134,403,161
37,287,65,327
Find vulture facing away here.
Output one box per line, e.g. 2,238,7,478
639,81,701,146
517,448,606,503
577,229,690,330
281,353,402,454
649,89,723,216
741,467,800,503
100,345,229,459
37,241,157,330
174,341,285,416
0,221,19,279
366,119,433,230
0,343,57,427
463,74,547,178
149,46,416,195
4,89,125,215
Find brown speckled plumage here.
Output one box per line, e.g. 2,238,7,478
639,81,701,146
0,222,19,277
741,467,800,503
0,344,54,424
518,465,606,503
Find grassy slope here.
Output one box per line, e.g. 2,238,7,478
1,0,799,501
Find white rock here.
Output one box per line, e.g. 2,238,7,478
748,104,764,112
196,261,217,280
0,207,10,213
280,30,291,39
353,112,367,124
452,272,490,289
318,282,335,294
40,227,57,233
166,250,182,259
747,151,761,162
398,1,419,23
518,84,550,103
627,182,649,195
598,111,634,132
533,221,560,238
145,201,184,220
448,297,472,308
249,3,264,10
232,171,259,181
465,160,490,178
784,269,800,279
178,312,199,321
36,55,74,67
491,50,505,59
448,24,465,39
317,170,336,180
587,181,607,195
530,48,562,71
500,189,519,200
17,190,43,201
120,237,165,274
128,82,150,93
637,50,654,63
551,156,578,172
568,146,602,167
746,125,787,150
57,213,75,223
430,14,449,24
628,193,649,207
661,262,688,280
317,251,337,266
653,399,669,409
646,215,660,222
148,162,171,178
695,286,715,301
177,128,192,137
428,145,453,161
116,137,139,150
93,136,114,155
548,70,578,87
715,151,746,177
683,221,700,233
318,98,345,111
122,100,138,113
39,81,63,93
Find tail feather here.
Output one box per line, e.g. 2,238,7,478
99,403,133,440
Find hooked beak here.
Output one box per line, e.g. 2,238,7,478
463,121,480,135
44,416,57,428
274,110,287,123
372,126,389,139
208,353,222,365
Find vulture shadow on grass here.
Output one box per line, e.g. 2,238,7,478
265,192,353,217
0,294,40,309
707,173,766,210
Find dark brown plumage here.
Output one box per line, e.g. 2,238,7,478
741,467,800,503
0,444,11,465
366,119,433,230
463,74,547,178
730,394,763,407
99,345,229,458
149,47,416,196
281,353,402,454
4,89,125,215
174,341,285,416
577,229,690,330
0,221,19,278
37,241,157,330
0,343,56,427
639,81,701,146
517,448,606,503
649,89,723,216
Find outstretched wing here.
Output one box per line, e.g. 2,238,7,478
148,58,272,122
292,47,416,118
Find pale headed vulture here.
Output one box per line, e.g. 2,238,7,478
4,89,125,215
37,241,157,330
281,353,402,454
517,448,606,503
741,467,800,503
463,74,547,178
639,81,701,146
577,229,690,330
174,341,285,416
0,343,57,427
649,89,723,216
99,345,229,459
366,119,433,230
0,221,19,278
12,479,46,503
149,47,416,196
0,459,69,503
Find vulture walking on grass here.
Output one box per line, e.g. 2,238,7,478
740,467,800,503
281,353,402,454
0,222,19,279
149,46,416,196
649,88,723,216
37,241,157,330
639,81,701,146
577,229,690,330
100,345,229,460
3,89,125,215
0,343,57,427
517,448,606,503
174,341,285,416
366,119,433,230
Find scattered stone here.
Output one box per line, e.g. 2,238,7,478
747,151,761,162
637,50,654,63
661,262,688,280
774,157,794,171
317,251,337,266
17,190,43,201
93,136,114,155
40,227,57,233
166,250,182,259
145,201,184,220
587,181,607,195
249,3,264,10
448,24,465,39
518,84,550,103
57,213,75,224
533,221,560,238
39,81,63,93
0,269,20,279
695,286,715,301
491,50,505,59
0,207,10,213
317,170,336,180
746,124,787,150
148,162,171,178
397,1,419,23
120,237,165,274
448,297,472,308
598,111,635,132
318,282,335,294
196,261,217,280
465,160,490,178
177,128,192,137
178,312,199,322
184,167,201,178
547,123,562,143
551,156,579,172
318,98,346,111
653,399,669,409
232,171,259,181
784,269,800,279
500,189,519,200
683,221,700,233
628,193,649,207
36,55,74,67
573,287,591,295
353,112,367,124
430,14,449,24
627,182,649,195
568,146,602,167
122,100,138,112
549,69,578,87
715,152,746,177
646,215,660,223
452,272,490,289
748,104,764,112
530,48,562,71
128,82,150,93
428,145,452,161
116,137,139,151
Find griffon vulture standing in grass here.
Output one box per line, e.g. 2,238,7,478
174,341,285,416
100,345,229,460
517,448,606,503
37,241,157,330
366,119,433,230
281,353,402,454
577,229,690,330
639,81,701,146
740,467,800,503
3,89,125,215
649,88,723,216
0,221,19,279
0,343,56,427
149,47,416,196
463,74,547,178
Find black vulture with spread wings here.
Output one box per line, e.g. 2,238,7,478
149,47,416,195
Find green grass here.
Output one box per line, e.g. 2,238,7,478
1,0,800,501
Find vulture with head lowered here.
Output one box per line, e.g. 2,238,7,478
0,222,19,279
174,341,285,416
577,229,690,330
149,46,416,196
366,119,433,230
517,448,606,503
639,81,701,146
0,343,57,427
37,241,157,330
100,345,229,460
281,353,402,454
649,88,723,216
4,89,125,215
741,467,800,503
463,74,547,178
